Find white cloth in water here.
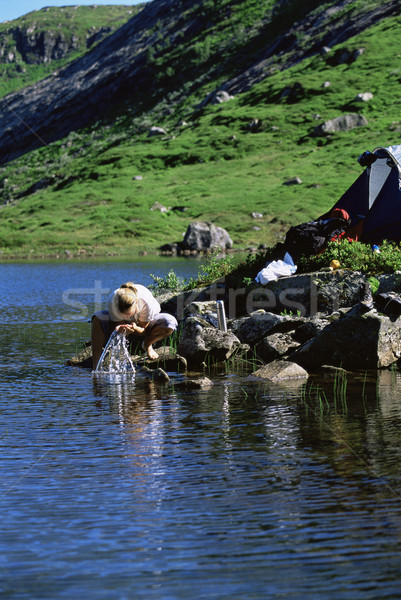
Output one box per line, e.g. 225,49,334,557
255,252,297,284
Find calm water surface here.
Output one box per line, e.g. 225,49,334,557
1,259,401,599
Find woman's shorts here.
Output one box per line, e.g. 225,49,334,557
93,310,178,339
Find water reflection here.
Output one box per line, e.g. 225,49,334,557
2,260,401,598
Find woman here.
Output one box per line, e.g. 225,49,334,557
91,282,177,369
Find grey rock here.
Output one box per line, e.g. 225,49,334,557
66,344,92,368
212,90,234,104
377,273,401,294
290,306,401,370
150,201,169,212
283,176,302,185
231,311,286,345
159,243,179,255
314,113,368,136
184,300,218,317
255,333,300,363
148,126,167,137
327,47,365,66
291,317,329,343
157,285,224,321
177,316,241,367
138,346,187,372
174,377,214,390
248,119,263,132
245,270,366,317
251,360,308,381
182,221,233,252
354,92,373,102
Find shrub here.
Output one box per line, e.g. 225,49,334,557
298,239,401,274
149,269,184,294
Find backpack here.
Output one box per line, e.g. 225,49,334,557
284,217,349,259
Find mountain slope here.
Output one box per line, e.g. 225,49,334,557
1,0,401,258
1,0,398,165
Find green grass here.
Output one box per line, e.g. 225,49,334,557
0,1,400,258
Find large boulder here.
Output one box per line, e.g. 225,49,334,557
243,270,366,317
231,311,300,345
290,306,401,370
182,221,233,252
177,316,243,367
314,113,368,136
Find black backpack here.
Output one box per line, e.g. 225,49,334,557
284,217,348,259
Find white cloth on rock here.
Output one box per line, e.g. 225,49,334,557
255,252,297,284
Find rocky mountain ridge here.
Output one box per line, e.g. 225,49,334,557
0,5,139,66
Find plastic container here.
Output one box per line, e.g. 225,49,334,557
216,300,227,332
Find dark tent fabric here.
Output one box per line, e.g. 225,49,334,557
361,168,401,242
329,145,401,244
331,169,370,223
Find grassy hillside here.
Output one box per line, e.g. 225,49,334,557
0,1,400,259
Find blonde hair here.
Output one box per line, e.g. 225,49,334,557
116,282,138,313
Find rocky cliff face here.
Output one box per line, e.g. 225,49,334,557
6,27,79,64
0,0,178,164
1,23,112,65
0,5,135,66
0,0,398,166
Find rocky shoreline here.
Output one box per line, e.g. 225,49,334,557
67,268,401,384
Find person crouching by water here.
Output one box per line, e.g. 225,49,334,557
91,282,178,370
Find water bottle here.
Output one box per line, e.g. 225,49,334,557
216,300,227,332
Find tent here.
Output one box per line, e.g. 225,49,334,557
329,145,401,244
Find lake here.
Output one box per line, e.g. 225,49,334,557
1,258,401,599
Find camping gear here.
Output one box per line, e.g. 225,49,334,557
328,145,401,244
283,212,350,259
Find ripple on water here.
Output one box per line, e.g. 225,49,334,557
2,259,401,598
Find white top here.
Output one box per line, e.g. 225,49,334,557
107,284,161,323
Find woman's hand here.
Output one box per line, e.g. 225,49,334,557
115,323,145,335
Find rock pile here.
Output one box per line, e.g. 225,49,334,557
67,269,401,382
157,269,401,378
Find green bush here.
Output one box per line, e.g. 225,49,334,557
298,239,401,274
149,269,184,294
